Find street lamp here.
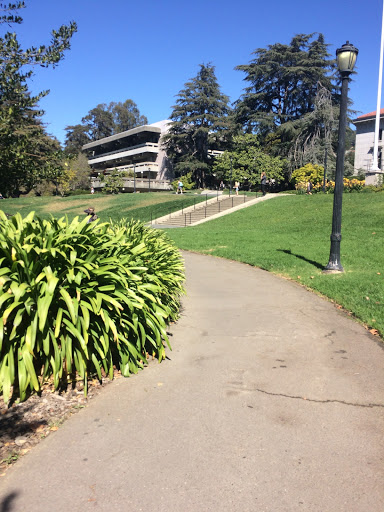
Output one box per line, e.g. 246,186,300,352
133,163,136,193
323,41,358,273
230,156,233,197
322,147,328,193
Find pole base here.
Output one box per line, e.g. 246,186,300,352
322,261,344,274
322,268,344,274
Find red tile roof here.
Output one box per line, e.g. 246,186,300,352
355,108,384,120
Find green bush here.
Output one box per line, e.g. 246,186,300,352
362,184,384,193
0,212,185,403
171,172,196,191
101,169,123,194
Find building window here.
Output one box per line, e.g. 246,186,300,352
380,129,383,141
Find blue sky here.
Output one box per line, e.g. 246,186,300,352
11,0,384,144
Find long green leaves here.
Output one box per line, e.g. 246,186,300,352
0,211,185,403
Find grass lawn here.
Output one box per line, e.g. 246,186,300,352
165,193,384,339
0,191,207,223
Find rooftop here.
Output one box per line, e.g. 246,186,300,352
354,108,384,123
82,124,162,150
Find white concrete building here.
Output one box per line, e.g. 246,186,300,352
82,121,173,192
353,109,384,185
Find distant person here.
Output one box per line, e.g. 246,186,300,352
84,207,98,223
234,181,240,196
90,186,95,195
306,181,313,195
219,181,224,190
0,192,4,199
177,180,183,194
261,172,267,196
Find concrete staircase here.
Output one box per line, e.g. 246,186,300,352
151,194,259,228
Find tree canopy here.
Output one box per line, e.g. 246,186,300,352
64,100,148,154
212,134,288,189
0,1,77,196
163,63,233,188
235,33,335,136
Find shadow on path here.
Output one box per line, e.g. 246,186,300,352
0,492,19,512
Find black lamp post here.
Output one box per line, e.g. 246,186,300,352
323,41,358,273
133,163,136,193
230,156,233,197
322,147,328,193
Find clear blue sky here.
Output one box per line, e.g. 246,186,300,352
11,0,384,144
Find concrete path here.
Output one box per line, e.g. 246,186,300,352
1,252,384,511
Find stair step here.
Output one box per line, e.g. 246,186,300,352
153,196,257,226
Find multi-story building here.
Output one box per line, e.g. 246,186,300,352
82,120,173,192
353,109,384,185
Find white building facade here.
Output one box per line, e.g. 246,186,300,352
353,109,384,185
82,120,173,192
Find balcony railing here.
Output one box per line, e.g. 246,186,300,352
88,142,159,160
91,177,172,192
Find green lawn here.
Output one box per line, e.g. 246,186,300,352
2,191,383,338
165,193,384,339
0,191,207,223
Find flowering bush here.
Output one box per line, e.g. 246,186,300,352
296,178,365,194
342,178,365,192
295,182,308,194
291,163,324,186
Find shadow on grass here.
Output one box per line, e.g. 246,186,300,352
277,249,324,270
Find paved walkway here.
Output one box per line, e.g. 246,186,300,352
1,252,384,511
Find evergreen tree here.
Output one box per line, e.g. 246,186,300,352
287,83,336,169
63,124,91,155
163,63,232,188
235,33,335,136
0,1,77,196
268,82,356,178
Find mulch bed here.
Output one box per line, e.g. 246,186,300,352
0,372,121,475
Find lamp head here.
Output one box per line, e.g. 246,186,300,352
336,41,358,75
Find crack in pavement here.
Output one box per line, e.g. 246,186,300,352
250,387,384,408
227,382,384,409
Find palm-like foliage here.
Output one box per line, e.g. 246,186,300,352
0,212,184,403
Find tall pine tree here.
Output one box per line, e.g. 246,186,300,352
234,33,335,136
163,63,232,188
